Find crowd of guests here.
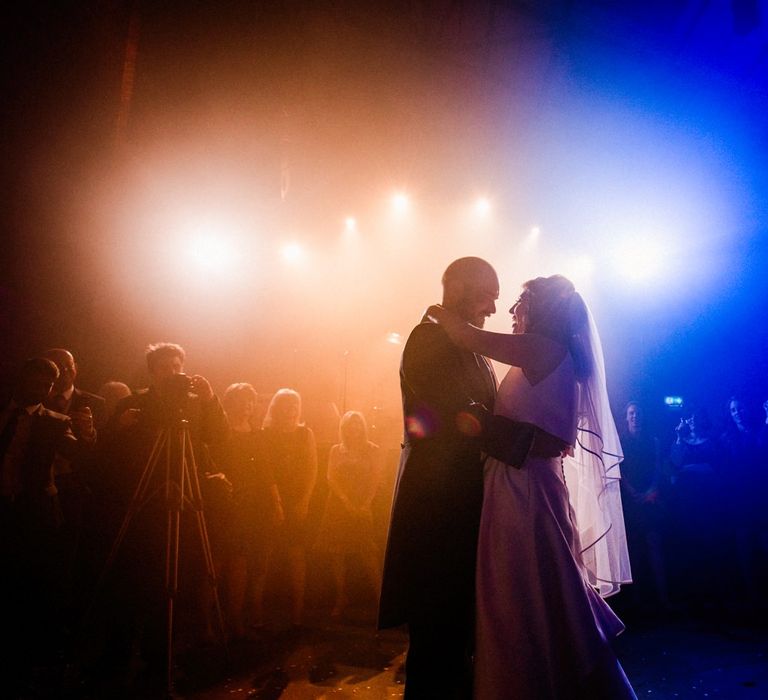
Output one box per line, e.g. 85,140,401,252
0,343,385,694
2,341,767,693
616,397,768,622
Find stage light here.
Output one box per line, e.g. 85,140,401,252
345,217,357,232
391,192,410,214
187,234,237,270
612,239,667,282
386,331,403,345
474,197,491,217
530,226,540,237
281,241,305,263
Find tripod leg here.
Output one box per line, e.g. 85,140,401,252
165,504,181,696
164,429,185,697
182,430,229,659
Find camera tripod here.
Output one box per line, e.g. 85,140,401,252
99,418,228,695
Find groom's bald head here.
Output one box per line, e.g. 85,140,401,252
442,257,499,328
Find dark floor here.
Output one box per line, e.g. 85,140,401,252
14,607,768,699
613,620,767,700
185,619,767,700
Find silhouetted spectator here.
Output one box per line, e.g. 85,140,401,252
0,358,77,691
667,406,724,614
92,342,228,687
721,395,768,606
261,388,317,627
98,380,132,422
42,348,106,622
211,383,283,637
618,401,670,615
316,410,383,618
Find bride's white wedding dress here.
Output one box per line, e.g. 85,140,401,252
474,352,637,700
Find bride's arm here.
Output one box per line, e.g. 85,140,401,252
426,304,565,379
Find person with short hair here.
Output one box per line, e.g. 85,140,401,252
42,348,107,621
42,348,106,433
94,342,228,686
0,357,77,505
213,382,283,636
98,381,132,422
379,257,502,699
111,341,225,439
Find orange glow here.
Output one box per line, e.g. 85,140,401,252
5,0,752,490
456,410,483,437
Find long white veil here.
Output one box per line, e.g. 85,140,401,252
562,303,632,597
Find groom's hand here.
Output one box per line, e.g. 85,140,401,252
425,304,445,323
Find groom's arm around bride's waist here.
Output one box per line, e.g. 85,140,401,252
482,412,537,467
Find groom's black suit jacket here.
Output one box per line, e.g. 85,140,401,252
378,315,496,629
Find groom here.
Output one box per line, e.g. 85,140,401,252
379,257,499,698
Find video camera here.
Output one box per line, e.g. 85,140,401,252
159,372,194,420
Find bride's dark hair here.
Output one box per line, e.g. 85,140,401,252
522,274,592,381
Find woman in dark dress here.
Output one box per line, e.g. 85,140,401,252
261,388,317,626
317,411,383,617
216,383,283,636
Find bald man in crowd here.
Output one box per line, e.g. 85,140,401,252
42,349,106,437
378,257,501,699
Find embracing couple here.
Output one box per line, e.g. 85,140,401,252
378,257,638,700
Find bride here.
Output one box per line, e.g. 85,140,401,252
428,274,637,700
